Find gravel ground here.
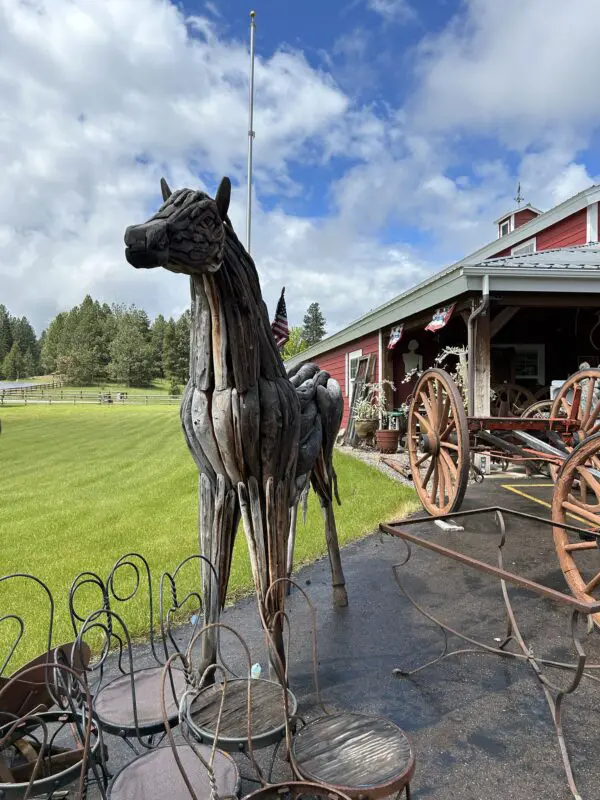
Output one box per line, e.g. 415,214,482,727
336,443,413,486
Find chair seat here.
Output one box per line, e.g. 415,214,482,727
108,744,240,800
186,678,297,752
291,711,414,798
94,666,187,735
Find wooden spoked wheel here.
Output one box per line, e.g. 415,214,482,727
550,368,600,440
491,383,536,417
521,400,553,419
407,368,470,516
549,368,600,483
552,433,600,627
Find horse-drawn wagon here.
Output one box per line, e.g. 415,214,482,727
407,366,600,620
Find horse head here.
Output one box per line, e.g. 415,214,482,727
124,177,231,275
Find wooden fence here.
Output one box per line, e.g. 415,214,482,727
0,389,180,405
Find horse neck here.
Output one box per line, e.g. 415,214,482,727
189,225,286,391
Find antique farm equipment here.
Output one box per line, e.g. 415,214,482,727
123,177,347,676
407,366,600,616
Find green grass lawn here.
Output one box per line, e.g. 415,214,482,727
1,404,418,668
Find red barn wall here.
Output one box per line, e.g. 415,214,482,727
315,332,379,427
491,207,588,258
536,208,586,249
514,208,538,229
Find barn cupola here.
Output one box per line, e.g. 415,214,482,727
494,184,543,238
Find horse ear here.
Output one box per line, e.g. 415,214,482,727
160,178,172,201
215,177,231,219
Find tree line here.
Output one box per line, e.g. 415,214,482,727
0,297,190,390
0,296,328,387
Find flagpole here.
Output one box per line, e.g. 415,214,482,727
246,10,256,255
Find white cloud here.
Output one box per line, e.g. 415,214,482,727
0,0,376,333
412,0,600,145
367,0,415,23
3,0,600,342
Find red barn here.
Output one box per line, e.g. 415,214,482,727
285,184,600,448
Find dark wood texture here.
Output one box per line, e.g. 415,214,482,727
292,712,414,798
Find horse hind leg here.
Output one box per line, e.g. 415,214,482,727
285,501,299,596
320,498,348,607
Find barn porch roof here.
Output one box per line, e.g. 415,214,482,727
285,241,600,369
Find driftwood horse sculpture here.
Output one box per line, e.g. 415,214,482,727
124,176,347,671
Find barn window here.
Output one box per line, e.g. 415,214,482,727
499,219,510,237
511,238,536,256
346,349,363,397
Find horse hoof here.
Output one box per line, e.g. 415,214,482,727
333,585,348,607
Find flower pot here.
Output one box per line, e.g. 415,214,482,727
376,428,400,454
355,419,378,439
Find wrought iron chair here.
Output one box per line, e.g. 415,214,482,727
106,624,242,800
108,622,347,800
260,579,416,800
70,553,217,751
0,573,91,720
0,660,108,799
181,620,297,784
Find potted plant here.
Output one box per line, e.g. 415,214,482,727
360,380,400,453
354,397,379,442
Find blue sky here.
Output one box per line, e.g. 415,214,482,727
1,0,600,334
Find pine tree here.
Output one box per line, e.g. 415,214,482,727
0,305,13,365
2,342,24,380
162,319,179,380
151,314,167,378
302,302,326,346
41,313,67,374
174,312,191,383
108,310,154,386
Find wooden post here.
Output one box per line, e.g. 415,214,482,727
473,312,491,473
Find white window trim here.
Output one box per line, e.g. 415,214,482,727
492,343,545,384
346,349,363,397
511,237,536,255
499,219,510,238
587,202,599,243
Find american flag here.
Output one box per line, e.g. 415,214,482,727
271,287,290,349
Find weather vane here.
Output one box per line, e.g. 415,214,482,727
515,182,524,207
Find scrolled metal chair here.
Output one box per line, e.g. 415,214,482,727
181,621,297,785
0,573,91,721
70,553,217,751
0,660,108,799
107,622,347,800
260,579,416,800
106,626,241,800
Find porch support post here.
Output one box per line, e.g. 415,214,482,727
473,313,491,417
473,311,491,474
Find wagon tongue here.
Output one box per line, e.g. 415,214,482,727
512,430,569,462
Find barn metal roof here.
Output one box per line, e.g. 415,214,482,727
285,185,600,369
466,243,600,272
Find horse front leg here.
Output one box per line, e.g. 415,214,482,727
197,473,237,682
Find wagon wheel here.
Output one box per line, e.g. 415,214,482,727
521,399,553,419
491,383,536,417
521,401,556,476
407,368,470,516
549,368,600,483
550,368,600,441
552,433,600,627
